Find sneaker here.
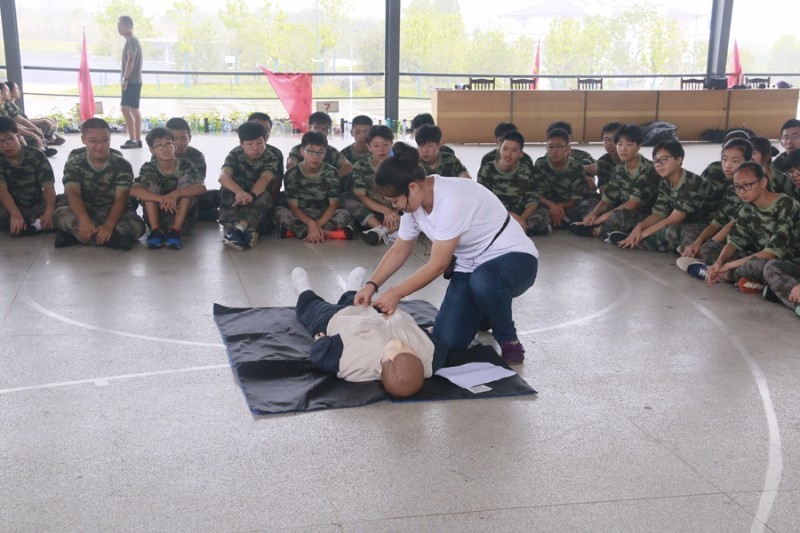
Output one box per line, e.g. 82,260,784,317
686,262,708,281
165,229,182,250
328,226,355,240
362,226,388,246
278,225,296,239
737,277,764,294
44,148,58,157
105,233,135,251
676,256,704,272
147,229,166,249
290,267,312,295
568,222,595,237
346,266,366,291
762,285,781,303
603,231,628,245
499,340,525,365
528,223,553,237
120,140,139,149
385,231,397,245
137,140,143,148
54,231,80,248
50,134,66,146
244,229,258,249
222,228,246,251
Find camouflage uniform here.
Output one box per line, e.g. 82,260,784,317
569,147,595,166
273,162,354,237
344,157,392,226
773,151,791,174
218,145,278,229
596,153,620,191
769,167,800,201
479,148,535,171
599,154,660,235
133,158,203,233
289,144,346,170
0,146,54,230
421,151,468,177
340,144,371,165
53,147,145,242
763,259,800,312
637,170,717,252
534,157,598,227
477,160,543,233
681,181,744,256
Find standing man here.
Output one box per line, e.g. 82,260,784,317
118,15,143,149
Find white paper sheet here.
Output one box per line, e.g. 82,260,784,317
435,362,516,390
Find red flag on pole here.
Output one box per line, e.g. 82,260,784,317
532,40,541,89
260,67,313,132
78,30,95,121
727,40,742,88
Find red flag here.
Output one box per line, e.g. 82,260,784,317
532,40,541,89
727,40,742,88
260,67,313,132
78,30,95,121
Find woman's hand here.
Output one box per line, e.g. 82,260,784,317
373,286,403,315
354,283,377,306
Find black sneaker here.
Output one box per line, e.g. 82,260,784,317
137,140,143,148
603,231,628,245
568,222,595,237
106,232,136,250
54,231,80,248
44,148,58,157
762,285,781,303
120,140,139,149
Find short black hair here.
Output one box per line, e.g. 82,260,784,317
414,124,442,145
351,115,373,127
247,112,272,126
237,121,266,142
613,124,644,145
722,138,754,161
749,136,776,160
494,122,518,139
547,120,573,136
367,125,394,143
410,113,435,131
546,127,570,144
500,130,524,149
5,80,17,92
786,150,800,170
734,161,765,180
308,111,332,127
0,116,18,134
118,15,133,26
81,117,111,134
780,119,800,132
165,117,191,133
145,127,174,148
601,121,623,135
652,139,684,160
301,131,328,148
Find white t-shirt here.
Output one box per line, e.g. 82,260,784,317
397,175,539,273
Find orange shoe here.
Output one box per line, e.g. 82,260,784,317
278,225,296,239
737,277,764,294
327,226,355,240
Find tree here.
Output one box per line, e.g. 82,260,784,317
168,0,224,81
401,0,466,73
768,35,800,73
94,0,157,59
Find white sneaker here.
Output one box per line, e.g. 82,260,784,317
676,256,703,272
362,226,389,246
385,231,397,245
345,266,366,292
290,267,312,295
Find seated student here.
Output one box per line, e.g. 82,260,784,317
539,120,596,190
479,122,535,170
291,266,447,397
773,118,800,174
52,118,145,250
614,140,717,251
763,259,800,317
0,81,55,157
749,135,787,193
5,81,65,145
570,124,659,240
415,125,470,178
340,115,373,164
701,129,750,188
247,112,284,203
779,151,800,199
286,111,353,179
0,117,56,236
689,163,800,293
534,127,598,231
680,138,753,263
273,131,355,242
596,122,623,196
130,127,206,249
348,125,401,245
477,130,546,235
218,121,279,251
409,113,455,155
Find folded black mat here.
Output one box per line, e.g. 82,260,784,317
213,301,537,414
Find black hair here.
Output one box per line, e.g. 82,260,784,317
351,115,373,127
601,121,623,135
613,124,644,145
81,117,111,134
652,139,684,160
787,150,800,170
375,142,426,197
494,122,518,139
118,15,133,26
722,138,753,161
547,120,573,136
237,121,266,142
308,111,332,127
724,129,751,143
301,131,328,148
780,119,800,132
546,127,570,144
734,161,765,180
145,127,174,148
0,116,18,134
501,130,525,148
5,80,17,92
410,113,435,131
367,125,394,143
165,117,191,132
414,124,442,145
247,112,272,127
749,136,776,161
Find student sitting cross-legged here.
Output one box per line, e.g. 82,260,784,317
415,125,470,178
130,127,207,249
479,122,535,171
273,131,355,243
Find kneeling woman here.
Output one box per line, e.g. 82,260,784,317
354,143,539,364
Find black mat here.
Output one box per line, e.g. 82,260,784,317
213,301,537,414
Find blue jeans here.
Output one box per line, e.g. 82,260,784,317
433,252,538,350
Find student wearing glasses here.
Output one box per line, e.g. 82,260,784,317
773,119,800,174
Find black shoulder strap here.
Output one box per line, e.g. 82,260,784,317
480,214,511,256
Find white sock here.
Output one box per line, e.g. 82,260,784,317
346,266,366,292
290,267,312,295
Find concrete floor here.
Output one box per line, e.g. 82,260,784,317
2,133,799,532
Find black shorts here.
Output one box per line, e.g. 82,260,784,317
121,83,142,108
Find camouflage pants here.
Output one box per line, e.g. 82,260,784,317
637,224,699,253
678,223,713,253
599,208,647,236
763,259,800,311
272,206,354,237
0,200,46,230
697,240,748,267
136,178,199,234
525,205,551,235
728,257,769,284
218,190,272,228
53,206,145,243
197,189,220,212
565,194,601,225
340,191,374,227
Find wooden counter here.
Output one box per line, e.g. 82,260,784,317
432,88,799,143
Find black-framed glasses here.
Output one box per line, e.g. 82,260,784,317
733,180,761,192
653,155,674,166
780,133,800,143
0,136,18,146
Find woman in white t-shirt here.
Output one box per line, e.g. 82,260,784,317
354,143,539,364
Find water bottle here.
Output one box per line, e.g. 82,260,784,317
143,118,150,132
222,118,232,134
